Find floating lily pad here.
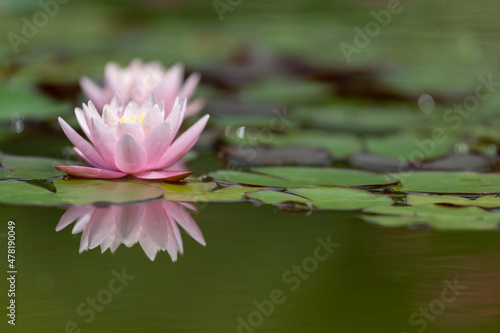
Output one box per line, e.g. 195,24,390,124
288,186,393,210
407,193,500,208
392,171,500,194
246,186,392,210
208,167,396,188
159,181,253,202
363,204,500,230
245,189,310,205
0,154,81,180
0,179,164,206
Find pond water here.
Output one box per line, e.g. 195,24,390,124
2,0,500,332
4,201,500,333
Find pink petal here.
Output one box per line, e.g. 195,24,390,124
165,98,185,135
90,117,119,169
116,122,145,141
185,99,205,118
55,165,127,179
58,117,110,169
179,72,200,99
155,64,183,102
155,114,209,169
141,104,163,136
133,170,192,181
115,133,148,173
122,101,142,121
83,101,101,119
73,147,100,168
102,105,119,131
104,62,122,96
80,77,106,111
143,119,173,166
140,93,157,114
109,93,124,111
75,107,95,144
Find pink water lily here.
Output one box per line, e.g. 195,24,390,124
56,94,209,181
80,59,204,118
56,200,205,261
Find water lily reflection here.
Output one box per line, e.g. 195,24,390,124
56,199,205,261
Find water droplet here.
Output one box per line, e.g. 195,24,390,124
418,94,435,114
454,143,469,154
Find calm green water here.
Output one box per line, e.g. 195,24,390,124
2,202,500,332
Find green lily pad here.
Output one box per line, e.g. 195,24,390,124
245,189,311,205
0,179,164,206
159,181,253,202
246,186,392,210
392,171,500,194
363,204,500,230
288,186,393,210
208,167,396,188
0,154,82,180
407,193,500,208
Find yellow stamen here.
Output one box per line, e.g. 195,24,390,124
119,114,144,123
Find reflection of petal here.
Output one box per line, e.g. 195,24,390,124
164,217,178,262
56,199,205,261
139,229,159,261
164,200,206,246
142,201,169,250
114,205,145,245
88,207,115,249
72,213,92,234
56,205,93,231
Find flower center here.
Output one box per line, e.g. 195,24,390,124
120,114,145,124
